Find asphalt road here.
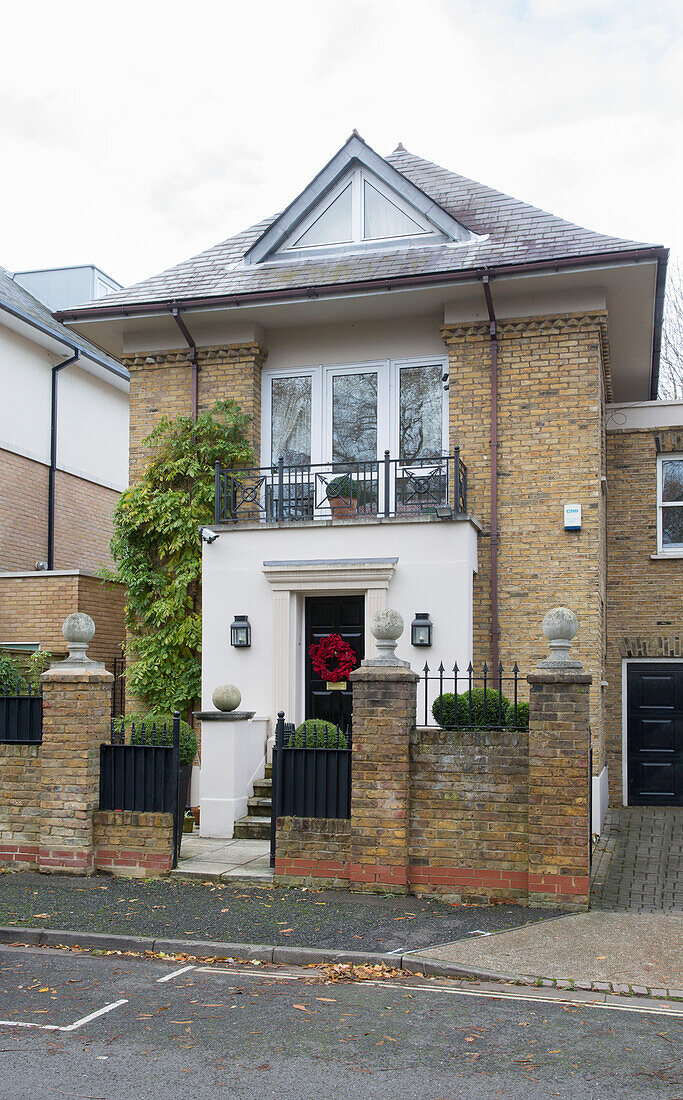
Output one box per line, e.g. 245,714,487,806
0,945,680,1099
0,872,564,952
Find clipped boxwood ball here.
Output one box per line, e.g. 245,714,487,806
293,719,347,748
431,687,511,729
112,712,198,766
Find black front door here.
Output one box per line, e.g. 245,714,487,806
305,595,364,730
627,663,683,806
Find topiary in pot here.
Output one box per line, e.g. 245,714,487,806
431,687,511,729
293,719,347,748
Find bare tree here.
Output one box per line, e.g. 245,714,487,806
659,262,683,399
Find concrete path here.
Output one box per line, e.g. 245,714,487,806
406,911,683,996
591,806,683,911
173,834,272,881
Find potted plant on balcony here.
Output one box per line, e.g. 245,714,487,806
326,474,376,517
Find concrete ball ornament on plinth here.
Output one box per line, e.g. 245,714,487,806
58,612,103,669
212,684,242,712
365,608,409,667
538,606,582,668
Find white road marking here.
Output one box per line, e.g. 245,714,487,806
157,965,196,983
0,999,128,1032
194,966,683,1018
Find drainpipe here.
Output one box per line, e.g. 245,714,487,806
480,274,499,681
48,351,80,570
171,308,199,421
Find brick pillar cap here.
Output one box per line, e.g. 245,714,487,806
350,666,419,684
527,671,592,686
41,667,114,684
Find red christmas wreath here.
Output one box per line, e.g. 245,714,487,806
309,633,357,683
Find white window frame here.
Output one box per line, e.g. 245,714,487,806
282,168,442,257
657,453,683,555
261,356,449,469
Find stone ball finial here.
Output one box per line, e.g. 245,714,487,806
55,612,102,669
212,683,242,712
370,608,404,642
538,606,582,669
365,609,409,668
62,612,95,644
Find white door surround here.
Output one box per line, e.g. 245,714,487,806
262,557,397,722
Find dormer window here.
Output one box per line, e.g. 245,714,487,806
282,168,442,257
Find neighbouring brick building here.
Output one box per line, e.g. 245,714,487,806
0,267,128,672
60,132,681,861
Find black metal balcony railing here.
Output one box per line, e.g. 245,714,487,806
214,450,467,525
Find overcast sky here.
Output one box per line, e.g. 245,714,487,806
1,0,681,288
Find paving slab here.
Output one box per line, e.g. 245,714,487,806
407,911,683,990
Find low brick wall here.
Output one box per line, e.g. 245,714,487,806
93,811,175,876
275,664,591,909
0,742,42,866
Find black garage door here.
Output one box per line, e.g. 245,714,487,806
627,663,683,806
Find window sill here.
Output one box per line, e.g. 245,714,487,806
650,552,683,560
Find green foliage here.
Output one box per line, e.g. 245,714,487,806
431,687,511,729
293,719,348,748
510,700,530,729
112,712,198,766
0,651,52,694
0,656,26,694
107,401,252,713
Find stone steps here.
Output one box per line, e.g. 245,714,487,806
232,762,272,840
233,815,270,840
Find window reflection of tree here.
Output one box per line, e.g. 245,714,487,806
332,374,378,464
400,365,442,462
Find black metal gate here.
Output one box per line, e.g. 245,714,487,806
270,711,352,866
0,687,42,743
100,712,181,865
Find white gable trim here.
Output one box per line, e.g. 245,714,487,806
244,134,472,265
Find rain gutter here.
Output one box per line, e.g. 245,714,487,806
55,246,668,397
480,275,499,680
171,308,199,421
0,299,128,381
48,352,80,570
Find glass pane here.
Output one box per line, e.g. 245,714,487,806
399,364,443,461
293,185,353,248
662,505,683,546
332,373,377,462
271,376,311,464
662,459,683,502
363,180,426,240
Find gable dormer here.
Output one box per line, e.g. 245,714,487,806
244,133,473,265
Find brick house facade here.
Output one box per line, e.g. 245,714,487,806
61,134,680,833
0,268,128,671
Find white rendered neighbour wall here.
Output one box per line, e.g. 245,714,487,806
201,516,478,729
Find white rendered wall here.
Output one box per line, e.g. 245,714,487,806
201,517,478,732
265,315,444,372
0,321,129,491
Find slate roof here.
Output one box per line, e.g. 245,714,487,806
59,144,661,315
0,265,127,378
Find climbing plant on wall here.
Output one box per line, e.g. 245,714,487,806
105,401,252,714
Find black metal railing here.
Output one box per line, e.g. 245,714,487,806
216,450,467,525
0,687,42,743
100,712,181,865
270,711,352,867
419,661,528,730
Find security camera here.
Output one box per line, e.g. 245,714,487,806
200,527,220,545
35,561,49,571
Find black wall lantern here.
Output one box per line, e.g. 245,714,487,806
411,612,432,647
230,615,251,648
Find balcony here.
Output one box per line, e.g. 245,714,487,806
214,450,467,526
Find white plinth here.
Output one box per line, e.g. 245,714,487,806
196,711,269,838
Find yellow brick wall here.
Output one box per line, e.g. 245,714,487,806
605,426,683,802
124,343,267,483
442,313,608,768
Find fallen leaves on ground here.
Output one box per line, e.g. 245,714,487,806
315,962,416,983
